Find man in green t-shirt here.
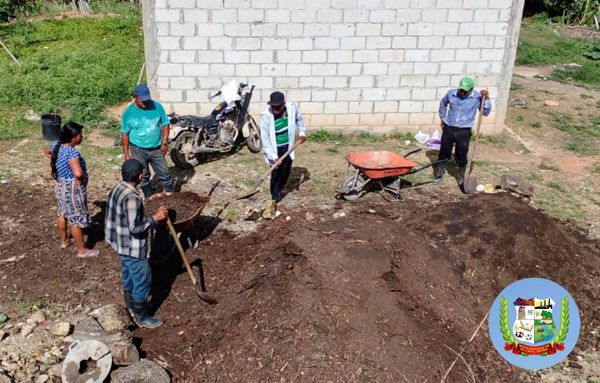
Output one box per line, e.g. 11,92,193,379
121,84,175,199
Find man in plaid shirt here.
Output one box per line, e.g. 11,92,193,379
106,159,168,328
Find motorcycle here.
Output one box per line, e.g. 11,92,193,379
168,80,261,169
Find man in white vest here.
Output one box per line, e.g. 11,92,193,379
260,91,307,210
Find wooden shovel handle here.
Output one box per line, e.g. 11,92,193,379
262,140,303,179
467,95,487,178
166,218,197,285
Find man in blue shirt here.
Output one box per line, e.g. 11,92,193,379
121,84,176,199
435,77,491,188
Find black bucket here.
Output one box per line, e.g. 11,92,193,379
41,114,61,141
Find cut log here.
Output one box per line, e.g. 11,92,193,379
110,342,140,366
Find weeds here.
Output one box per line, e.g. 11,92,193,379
308,129,347,144
529,121,542,128
539,159,559,171
516,114,525,122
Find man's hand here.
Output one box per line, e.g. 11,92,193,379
153,205,169,222
480,89,489,99
298,135,307,144
124,153,131,161
160,142,169,155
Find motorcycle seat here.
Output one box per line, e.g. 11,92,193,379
176,115,217,128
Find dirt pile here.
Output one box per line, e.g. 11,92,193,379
145,192,209,224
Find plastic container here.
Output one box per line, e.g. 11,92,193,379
41,114,61,141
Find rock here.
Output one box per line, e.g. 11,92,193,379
305,212,314,221
262,200,277,220
49,365,62,377
110,359,170,383
110,342,140,366
565,63,582,69
509,98,526,107
568,361,583,369
34,374,49,383
243,208,262,221
333,211,346,219
0,374,10,383
30,310,46,324
543,100,560,107
500,174,534,197
21,323,35,338
52,322,71,337
90,304,128,332
73,317,133,349
0,330,6,341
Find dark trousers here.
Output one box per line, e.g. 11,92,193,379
437,125,472,168
130,145,175,198
270,145,292,203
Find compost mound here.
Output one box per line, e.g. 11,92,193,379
144,191,208,224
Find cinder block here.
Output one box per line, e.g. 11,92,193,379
392,36,417,48
341,37,366,50
262,38,288,50
469,35,495,48
155,0,167,8
484,23,508,36
224,23,250,37
211,9,237,23
291,9,316,23
303,24,330,37
183,64,209,77
370,9,396,23
249,76,274,89
357,23,382,36
236,64,261,76
362,88,387,100
261,64,286,76
405,49,429,62
374,101,398,113
158,89,183,102
423,100,440,111
463,0,489,8
430,49,455,62
399,100,423,112
170,0,195,7
324,76,349,88
210,63,235,76
335,114,360,125
494,36,506,49
439,62,464,74
366,37,392,49
317,9,343,22
409,112,434,124
363,63,388,75
388,62,414,75
224,51,250,63
196,0,223,8
170,77,196,89
466,61,493,74
387,88,411,99
280,0,307,9
251,23,276,37
349,101,373,113
277,24,304,37
287,90,312,101
225,0,251,7
459,23,486,35
422,9,448,22
209,37,233,50
299,76,324,88
444,36,469,48
275,77,299,88
488,0,512,8
343,9,370,22
474,9,499,22
499,9,512,22
330,24,356,37
286,64,312,76
407,23,434,36
414,63,438,74
358,0,384,8
383,0,410,8
311,64,337,75
338,63,362,75
312,90,337,101
182,37,208,50
418,36,443,49
157,63,183,76
396,9,421,22
170,50,196,63
360,113,385,125
299,102,323,114
328,50,353,63
155,8,181,22
289,38,314,50
303,50,327,63
252,0,278,8
156,22,169,36
412,88,437,100
481,48,505,61
239,10,265,23
236,38,261,50
171,103,198,115
197,24,224,36
411,0,436,7
448,9,473,22
315,37,340,50
157,36,182,50
159,50,169,63
382,22,408,36
156,77,169,88
455,48,480,61
379,49,405,62
350,76,375,88
432,23,459,36
353,50,380,62
197,51,224,63
276,50,302,63
384,113,410,125
425,75,450,87
251,51,274,63
401,75,425,87
337,89,362,101
311,114,336,126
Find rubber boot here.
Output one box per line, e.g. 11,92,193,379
458,166,467,186
123,290,134,318
434,164,445,183
131,301,163,329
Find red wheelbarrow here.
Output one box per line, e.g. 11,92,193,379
338,148,446,200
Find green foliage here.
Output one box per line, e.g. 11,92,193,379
530,121,542,128
307,129,348,144
0,4,142,139
0,0,43,21
357,132,384,142
543,0,600,25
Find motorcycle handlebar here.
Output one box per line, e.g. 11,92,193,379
208,90,222,100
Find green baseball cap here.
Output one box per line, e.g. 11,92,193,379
458,77,475,91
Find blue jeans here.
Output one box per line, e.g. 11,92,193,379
119,255,152,303
130,144,175,198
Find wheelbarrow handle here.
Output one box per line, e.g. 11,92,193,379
403,148,422,158
407,159,448,174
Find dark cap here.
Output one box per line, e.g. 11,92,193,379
133,84,151,102
268,91,285,107
121,159,145,182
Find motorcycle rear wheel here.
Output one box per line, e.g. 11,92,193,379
244,116,261,153
170,130,202,169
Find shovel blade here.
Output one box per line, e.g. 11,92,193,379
235,188,260,200
462,176,479,195
197,288,218,304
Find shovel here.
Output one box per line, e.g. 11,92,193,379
235,140,303,200
166,218,217,304
462,95,487,194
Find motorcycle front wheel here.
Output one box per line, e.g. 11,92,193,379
170,130,202,169
244,116,261,153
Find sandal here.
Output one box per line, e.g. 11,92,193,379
60,238,75,249
77,249,100,258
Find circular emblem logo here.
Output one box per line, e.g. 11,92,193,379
488,278,580,370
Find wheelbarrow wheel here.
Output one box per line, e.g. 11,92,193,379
341,174,367,201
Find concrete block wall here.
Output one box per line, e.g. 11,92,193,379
143,0,525,134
